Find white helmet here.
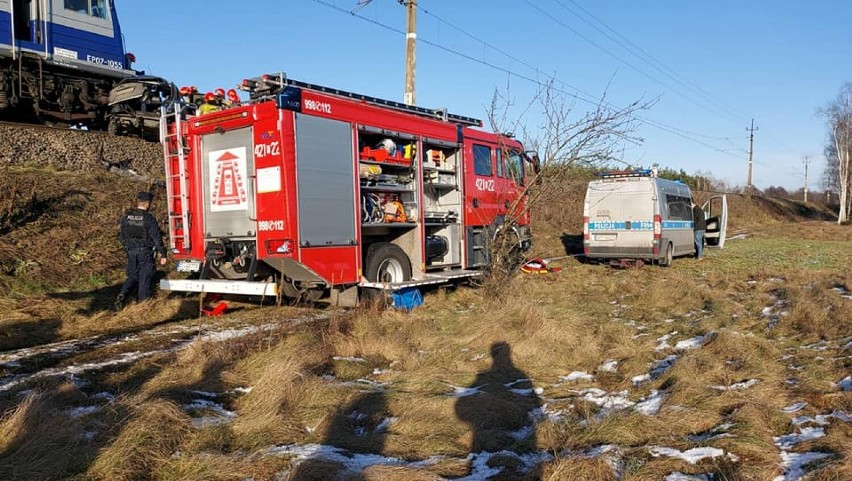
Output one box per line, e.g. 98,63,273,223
375,138,396,156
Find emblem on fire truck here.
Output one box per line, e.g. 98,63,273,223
209,148,248,212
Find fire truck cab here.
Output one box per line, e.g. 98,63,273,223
159,74,536,306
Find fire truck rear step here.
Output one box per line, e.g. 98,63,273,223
160,279,278,297
359,270,482,290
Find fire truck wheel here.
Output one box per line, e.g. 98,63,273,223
659,242,673,267
365,243,412,284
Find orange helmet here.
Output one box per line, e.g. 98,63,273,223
227,88,240,104
204,92,215,102
179,86,192,96
214,88,226,98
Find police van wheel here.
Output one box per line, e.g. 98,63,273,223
659,243,673,267
365,243,412,284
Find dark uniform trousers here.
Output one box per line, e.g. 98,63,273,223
121,248,156,301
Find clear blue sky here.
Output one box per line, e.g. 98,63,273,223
117,0,851,191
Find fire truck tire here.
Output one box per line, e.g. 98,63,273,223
365,243,412,283
659,242,673,267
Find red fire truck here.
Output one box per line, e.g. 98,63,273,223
159,74,537,306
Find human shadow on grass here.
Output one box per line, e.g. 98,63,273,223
454,341,544,481
289,390,389,481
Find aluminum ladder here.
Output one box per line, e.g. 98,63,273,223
160,103,190,252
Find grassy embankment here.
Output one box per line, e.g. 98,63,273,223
0,165,849,480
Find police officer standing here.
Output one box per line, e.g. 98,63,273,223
115,192,167,310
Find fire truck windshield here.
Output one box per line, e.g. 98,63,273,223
507,151,525,186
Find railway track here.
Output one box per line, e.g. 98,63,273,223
0,120,111,137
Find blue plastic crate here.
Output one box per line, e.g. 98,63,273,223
392,288,423,310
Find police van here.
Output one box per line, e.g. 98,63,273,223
582,169,727,266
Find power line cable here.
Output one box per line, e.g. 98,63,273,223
556,0,751,122
522,0,742,123
311,0,752,162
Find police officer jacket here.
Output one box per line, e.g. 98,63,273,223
692,204,707,231
119,208,166,256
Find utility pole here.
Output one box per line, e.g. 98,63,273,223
803,156,810,203
746,119,758,197
402,0,416,105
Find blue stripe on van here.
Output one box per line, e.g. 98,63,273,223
589,220,694,231
589,221,654,231
662,221,693,229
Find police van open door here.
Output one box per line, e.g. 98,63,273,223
703,195,727,248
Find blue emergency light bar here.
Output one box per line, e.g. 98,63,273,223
597,168,654,179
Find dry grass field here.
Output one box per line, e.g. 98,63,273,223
1,165,850,481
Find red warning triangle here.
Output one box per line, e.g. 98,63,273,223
216,151,240,161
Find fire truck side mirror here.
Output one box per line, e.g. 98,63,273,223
525,150,541,174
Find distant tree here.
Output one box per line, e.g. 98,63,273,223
820,83,852,223
764,186,791,199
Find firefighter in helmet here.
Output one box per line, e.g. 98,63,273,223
198,92,220,115
115,192,167,310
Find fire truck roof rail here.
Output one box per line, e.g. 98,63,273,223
242,73,483,127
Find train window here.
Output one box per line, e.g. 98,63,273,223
64,0,87,14
473,144,492,176
495,148,504,178
90,0,106,18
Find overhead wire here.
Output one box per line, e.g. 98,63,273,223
522,0,742,124
311,0,749,161
555,0,751,122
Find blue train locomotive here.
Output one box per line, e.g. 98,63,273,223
0,0,135,126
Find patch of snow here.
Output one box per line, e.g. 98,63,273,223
773,426,825,450
711,379,759,391
772,451,832,481
662,318,676,323
656,332,679,351
508,425,534,441
578,388,634,413
832,286,852,300
792,411,852,426
233,386,253,394
802,341,830,351
675,336,705,350
504,378,533,388
374,417,395,433
531,404,567,424
90,391,115,401
834,376,852,391
632,374,651,386
446,384,484,397
666,473,714,481
189,390,218,398
562,444,624,478
470,353,486,361
510,387,543,396
687,422,735,442
0,350,157,393
67,406,99,418
649,446,736,464
649,355,680,379
635,390,666,415
332,356,367,363
782,402,808,414
182,399,237,428
560,371,595,382
597,360,618,372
